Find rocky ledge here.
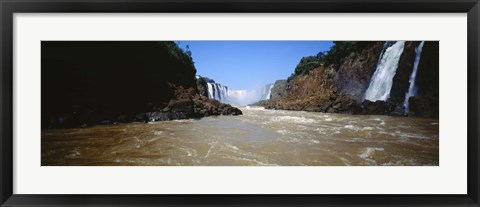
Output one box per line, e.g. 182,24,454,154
265,94,438,118
146,87,242,122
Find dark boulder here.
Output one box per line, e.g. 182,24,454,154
408,96,439,118
191,94,242,116
327,94,358,113
354,100,396,115
168,98,194,114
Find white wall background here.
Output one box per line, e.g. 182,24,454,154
13,13,467,194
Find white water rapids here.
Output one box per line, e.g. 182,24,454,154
42,107,439,166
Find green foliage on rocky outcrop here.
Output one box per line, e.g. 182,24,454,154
165,41,196,73
323,41,366,68
287,41,377,82
288,56,323,81
288,41,375,81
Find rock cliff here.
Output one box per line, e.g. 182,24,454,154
42,41,241,128
266,41,439,118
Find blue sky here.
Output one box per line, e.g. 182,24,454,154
179,41,334,90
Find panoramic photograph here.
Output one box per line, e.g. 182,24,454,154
41,41,439,166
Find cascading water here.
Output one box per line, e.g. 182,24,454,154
204,83,274,106
206,82,228,102
403,41,425,114
364,41,406,101
227,84,274,105
199,74,274,106
265,84,274,100
376,41,396,65
206,83,214,99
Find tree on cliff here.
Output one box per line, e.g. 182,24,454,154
164,42,195,72
323,41,375,69
288,56,323,81
287,41,378,82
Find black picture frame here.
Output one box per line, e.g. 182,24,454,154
1,0,479,206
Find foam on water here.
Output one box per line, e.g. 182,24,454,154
276,129,288,135
344,125,360,131
361,127,374,131
245,106,265,110
269,116,317,124
358,147,385,164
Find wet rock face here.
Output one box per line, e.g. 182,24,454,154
389,41,419,103
195,76,210,97
353,100,396,115
196,82,209,97
270,80,288,101
408,96,439,118
332,42,384,101
416,42,440,97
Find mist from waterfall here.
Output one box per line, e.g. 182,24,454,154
364,41,406,101
403,41,425,114
227,86,272,106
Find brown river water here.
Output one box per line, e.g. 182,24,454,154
42,107,439,166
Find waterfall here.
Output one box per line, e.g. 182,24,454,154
204,80,273,106
364,41,406,101
218,85,228,101
207,83,214,99
206,82,228,102
226,84,272,106
265,84,274,100
214,84,218,100
403,41,425,114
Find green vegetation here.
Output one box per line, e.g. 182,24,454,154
287,41,376,81
288,54,323,81
196,75,207,87
323,41,373,69
165,41,196,72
